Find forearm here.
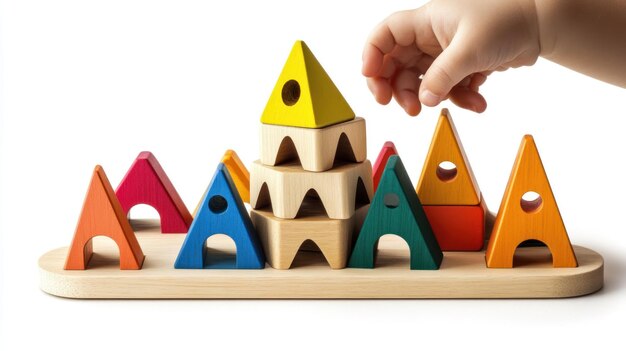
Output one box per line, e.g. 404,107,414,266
535,0,626,87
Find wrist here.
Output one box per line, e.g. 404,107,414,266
534,0,561,59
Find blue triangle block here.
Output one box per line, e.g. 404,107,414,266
348,155,443,270
175,163,265,269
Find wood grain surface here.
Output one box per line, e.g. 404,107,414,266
40,219,603,299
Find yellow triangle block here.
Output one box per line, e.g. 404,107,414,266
485,135,577,268
261,40,355,129
416,109,481,205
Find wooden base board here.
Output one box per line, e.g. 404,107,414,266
39,220,603,299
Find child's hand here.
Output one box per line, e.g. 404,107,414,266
363,0,540,116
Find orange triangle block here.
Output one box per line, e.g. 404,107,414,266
485,135,577,268
260,40,355,129
221,150,250,203
416,109,481,205
64,166,145,270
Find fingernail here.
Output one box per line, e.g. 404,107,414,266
420,90,440,106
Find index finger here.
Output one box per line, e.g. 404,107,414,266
362,10,420,77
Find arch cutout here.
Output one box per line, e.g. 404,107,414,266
355,177,371,207
79,235,121,269
116,151,192,234
289,240,331,269
513,239,555,267
372,234,412,268
127,204,162,230
274,136,301,166
295,189,329,218
204,234,238,269
253,182,273,211
332,132,358,166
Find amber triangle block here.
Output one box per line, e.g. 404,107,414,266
485,135,577,268
416,109,481,205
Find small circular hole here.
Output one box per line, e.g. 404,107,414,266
384,193,400,209
208,195,228,214
520,191,543,213
436,161,458,182
281,79,300,106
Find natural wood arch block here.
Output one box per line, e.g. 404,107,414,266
260,117,366,172
175,164,265,269
349,156,443,270
65,166,145,270
423,196,487,251
372,141,398,192
486,135,578,268
250,160,373,219
251,204,369,269
416,109,482,205
116,151,193,233
260,40,355,128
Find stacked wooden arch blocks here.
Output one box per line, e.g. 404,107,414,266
250,40,373,269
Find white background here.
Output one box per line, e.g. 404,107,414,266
1,0,625,350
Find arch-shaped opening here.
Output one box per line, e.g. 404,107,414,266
254,182,274,211
84,235,121,269
273,136,301,166
296,189,329,218
290,239,330,269
355,177,371,207
128,204,162,230
204,234,238,269
333,133,357,166
374,234,411,268
513,239,553,267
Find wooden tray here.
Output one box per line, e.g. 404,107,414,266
39,220,604,299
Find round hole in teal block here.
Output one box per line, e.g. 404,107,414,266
383,193,400,208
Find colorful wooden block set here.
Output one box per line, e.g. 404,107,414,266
38,40,603,299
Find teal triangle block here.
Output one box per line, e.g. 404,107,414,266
348,155,443,270
175,163,265,269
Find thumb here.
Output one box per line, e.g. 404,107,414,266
420,37,477,107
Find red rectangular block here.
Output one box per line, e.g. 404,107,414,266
423,200,486,251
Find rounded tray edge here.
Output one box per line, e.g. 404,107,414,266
37,245,606,299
